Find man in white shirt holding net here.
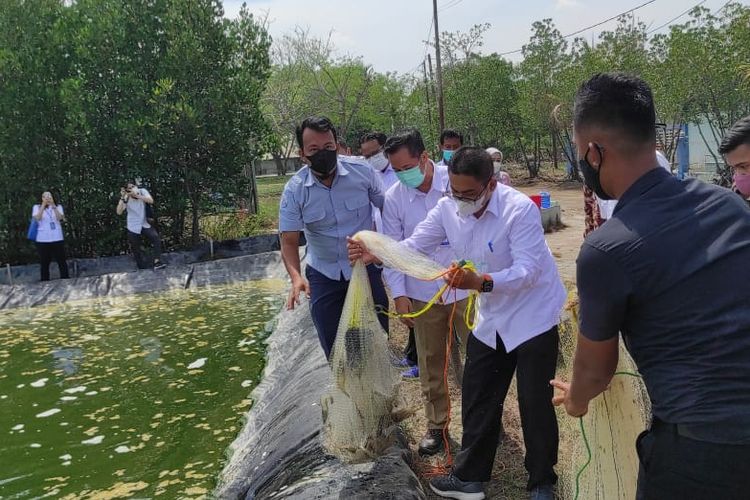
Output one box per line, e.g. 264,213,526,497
349,146,566,500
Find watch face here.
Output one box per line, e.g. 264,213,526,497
481,278,494,293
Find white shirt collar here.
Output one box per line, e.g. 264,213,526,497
408,161,445,202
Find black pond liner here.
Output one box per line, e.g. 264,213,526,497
216,304,426,500
1,233,304,286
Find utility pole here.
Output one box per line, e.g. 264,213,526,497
422,60,434,135
427,54,439,142
432,0,445,132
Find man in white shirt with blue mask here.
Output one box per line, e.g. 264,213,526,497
381,128,472,456
360,130,420,374
437,129,463,166
349,147,566,500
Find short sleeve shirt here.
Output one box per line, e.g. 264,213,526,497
32,205,64,243
577,167,750,435
125,188,152,234
279,158,384,281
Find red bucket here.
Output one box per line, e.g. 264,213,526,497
530,194,542,208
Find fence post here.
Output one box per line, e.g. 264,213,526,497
6,263,12,286
249,158,259,215
677,123,689,179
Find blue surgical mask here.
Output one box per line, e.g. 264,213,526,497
396,164,425,189
442,150,455,163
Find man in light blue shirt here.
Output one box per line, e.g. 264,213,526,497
279,116,389,358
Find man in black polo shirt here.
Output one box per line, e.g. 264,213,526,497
551,73,750,499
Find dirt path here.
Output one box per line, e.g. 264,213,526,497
389,181,586,500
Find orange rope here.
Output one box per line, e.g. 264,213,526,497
423,271,462,477
376,263,474,477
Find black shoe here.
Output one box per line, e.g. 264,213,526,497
529,484,555,500
419,429,446,456
429,474,485,500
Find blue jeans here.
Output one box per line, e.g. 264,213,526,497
305,264,389,359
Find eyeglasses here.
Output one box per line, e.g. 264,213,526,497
448,182,489,203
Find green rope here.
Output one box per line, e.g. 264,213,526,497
573,371,642,500
574,416,592,500
613,371,643,379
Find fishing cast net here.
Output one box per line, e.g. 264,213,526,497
321,230,458,462
559,292,651,500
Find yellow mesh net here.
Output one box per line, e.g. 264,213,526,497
321,230,473,462
321,259,405,462
559,292,651,500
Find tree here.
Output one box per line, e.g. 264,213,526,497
262,27,374,168
0,0,273,264
656,4,750,183
518,19,571,177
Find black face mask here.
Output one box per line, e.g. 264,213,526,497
579,144,613,200
307,149,338,179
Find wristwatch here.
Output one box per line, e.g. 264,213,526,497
480,274,494,293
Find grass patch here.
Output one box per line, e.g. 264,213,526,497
197,174,294,240
199,210,275,241
254,174,294,231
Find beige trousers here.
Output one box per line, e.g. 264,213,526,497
413,298,471,429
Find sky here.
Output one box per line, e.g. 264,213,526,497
223,0,745,75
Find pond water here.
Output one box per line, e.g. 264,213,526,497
0,279,285,499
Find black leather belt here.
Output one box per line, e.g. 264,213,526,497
653,418,750,445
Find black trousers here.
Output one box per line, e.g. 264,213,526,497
404,327,418,366
453,327,559,490
36,241,69,281
305,264,389,359
127,228,162,269
636,420,750,499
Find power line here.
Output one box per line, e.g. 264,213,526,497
647,0,708,34
564,0,656,38
439,0,465,12
497,0,657,56
423,17,434,60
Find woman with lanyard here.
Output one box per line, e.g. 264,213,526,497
32,191,69,281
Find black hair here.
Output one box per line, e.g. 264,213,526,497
360,131,387,147
449,146,493,182
383,128,426,158
440,128,464,145
574,72,656,146
295,116,338,149
719,115,750,155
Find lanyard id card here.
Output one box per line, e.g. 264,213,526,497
47,208,56,230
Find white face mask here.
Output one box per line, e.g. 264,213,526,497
493,161,503,175
368,152,389,172
456,191,488,218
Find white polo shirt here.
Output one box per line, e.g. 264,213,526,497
382,162,469,304
402,184,566,351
